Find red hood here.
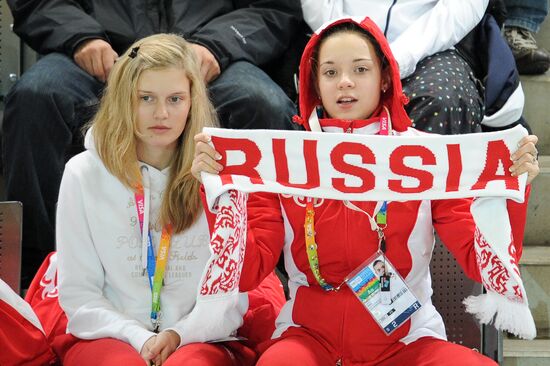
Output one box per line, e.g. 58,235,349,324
294,17,411,132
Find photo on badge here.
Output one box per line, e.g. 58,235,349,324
345,252,422,335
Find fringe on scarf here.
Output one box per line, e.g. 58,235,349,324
463,291,536,339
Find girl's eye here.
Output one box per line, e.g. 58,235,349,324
169,96,182,103
323,69,337,77
355,66,368,73
140,95,153,102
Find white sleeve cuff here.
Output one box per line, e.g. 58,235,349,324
391,46,416,79
172,292,247,346
481,84,525,128
127,326,157,353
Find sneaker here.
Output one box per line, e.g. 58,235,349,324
504,26,550,75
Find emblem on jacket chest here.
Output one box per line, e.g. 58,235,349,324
280,194,324,208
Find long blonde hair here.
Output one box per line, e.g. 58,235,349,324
90,33,218,233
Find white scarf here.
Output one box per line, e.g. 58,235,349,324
200,125,536,340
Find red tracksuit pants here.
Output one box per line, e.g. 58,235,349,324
257,332,498,366
62,338,256,366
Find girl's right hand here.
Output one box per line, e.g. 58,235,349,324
140,335,157,365
191,133,223,183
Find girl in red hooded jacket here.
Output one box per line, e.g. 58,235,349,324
192,17,540,366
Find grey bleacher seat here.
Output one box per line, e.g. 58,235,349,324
430,235,502,363
0,201,23,295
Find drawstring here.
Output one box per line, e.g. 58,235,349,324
384,0,398,37
308,107,323,132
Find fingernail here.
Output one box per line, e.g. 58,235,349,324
215,153,222,160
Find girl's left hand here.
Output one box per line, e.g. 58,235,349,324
510,135,539,184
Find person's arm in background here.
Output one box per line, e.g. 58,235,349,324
301,0,345,32
300,0,489,79
389,0,489,78
184,0,302,78
7,0,117,81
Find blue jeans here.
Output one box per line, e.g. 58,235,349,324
210,61,298,130
504,0,549,33
1,53,297,287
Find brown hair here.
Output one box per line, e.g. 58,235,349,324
310,22,389,95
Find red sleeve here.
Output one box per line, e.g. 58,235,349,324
240,192,286,292
432,185,531,283
432,197,481,282
0,300,56,366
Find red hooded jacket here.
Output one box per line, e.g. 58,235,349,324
237,17,528,365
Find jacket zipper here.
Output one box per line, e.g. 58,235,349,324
342,126,353,366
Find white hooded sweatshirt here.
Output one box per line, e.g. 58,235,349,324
56,132,247,353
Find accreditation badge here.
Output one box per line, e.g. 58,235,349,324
345,252,421,334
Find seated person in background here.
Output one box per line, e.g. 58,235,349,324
56,34,285,366
192,17,540,366
3,0,302,289
504,0,550,75
300,0,524,135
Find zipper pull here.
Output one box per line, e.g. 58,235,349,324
344,120,352,133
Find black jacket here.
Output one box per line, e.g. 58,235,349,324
7,0,302,71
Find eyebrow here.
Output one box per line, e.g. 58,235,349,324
319,58,374,66
137,90,189,95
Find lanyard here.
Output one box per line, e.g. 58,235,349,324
135,183,155,285
305,200,388,291
378,107,390,136
134,181,172,331
345,200,388,251
304,200,334,291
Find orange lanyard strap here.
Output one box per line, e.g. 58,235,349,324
305,201,335,291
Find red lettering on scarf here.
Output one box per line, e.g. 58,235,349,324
212,137,263,185
446,144,462,192
513,285,523,299
331,142,376,193
487,256,510,294
471,140,519,191
273,139,320,189
388,146,436,193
